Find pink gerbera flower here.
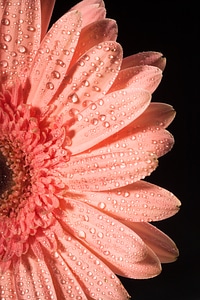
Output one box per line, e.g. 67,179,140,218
0,0,180,299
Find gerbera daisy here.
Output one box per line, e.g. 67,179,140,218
0,0,180,299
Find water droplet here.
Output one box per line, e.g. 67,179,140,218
124,191,130,197
46,82,54,90
17,45,27,54
56,59,66,67
1,18,10,26
98,202,106,209
68,93,79,103
4,34,12,42
98,99,104,106
89,228,96,234
63,49,70,56
89,103,97,110
51,70,60,79
0,43,7,50
0,60,8,68
90,118,99,125
78,230,86,239
103,121,110,128
99,114,106,121
81,80,90,87
78,59,85,67
27,25,36,32
76,113,83,121
97,280,103,286
92,86,101,92
103,250,110,256
97,232,104,238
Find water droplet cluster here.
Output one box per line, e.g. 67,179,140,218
59,198,147,277
27,10,82,106
64,149,157,191
0,0,41,85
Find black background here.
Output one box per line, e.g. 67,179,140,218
50,1,198,299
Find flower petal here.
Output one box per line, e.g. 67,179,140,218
69,18,118,68
27,10,82,107
56,198,161,278
126,222,179,263
75,102,176,161
0,0,42,86
70,0,106,27
109,65,162,94
126,245,162,279
43,223,130,299
50,41,123,122
77,181,181,222
87,125,174,160
0,271,16,298
121,51,166,71
15,247,88,299
14,250,58,298
131,101,176,129
69,88,151,154
62,150,157,191
40,0,56,41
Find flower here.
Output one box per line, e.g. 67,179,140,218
0,0,181,299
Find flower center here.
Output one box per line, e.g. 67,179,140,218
0,151,13,198
0,139,31,217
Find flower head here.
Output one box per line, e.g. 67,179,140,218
0,0,180,299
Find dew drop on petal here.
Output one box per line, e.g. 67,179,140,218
68,93,79,103
103,250,110,256
56,59,66,67
1,18,10,26
78,230,86,239
46,82,54,90
17,45,27,54
27,25,36,32
81,80,90,87
0,60,8,68
51,70,61,79
3,34,12,42
98,202,106,209
90,118,99,125
103,121,110,128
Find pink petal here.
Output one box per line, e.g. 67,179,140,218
127,245,162,279
0,0,42,86
70,0,106,27
15,247,87,299
0,271,16,299
45,224,130,299
62,150,157,191
40,0,56,41
79,102,176,159
56,198,161,278
130,101,176,129
109,65,162,94
121,51,166,71
50,41,123,122
126,222,179,263
68,88,151,154
27,10,82,107
69,18,118,69
88,124,175,159
78,181,181,222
